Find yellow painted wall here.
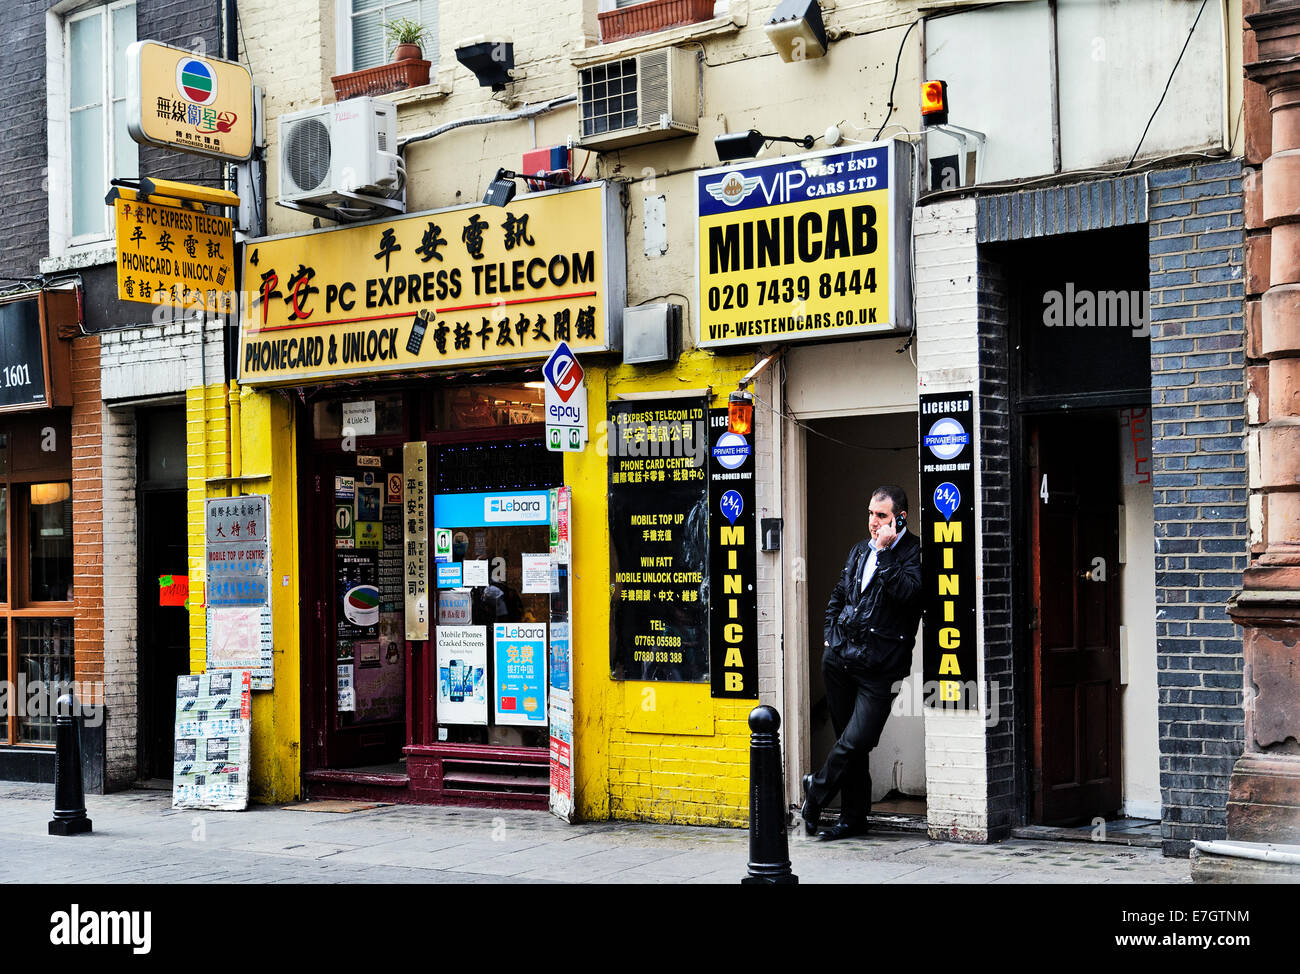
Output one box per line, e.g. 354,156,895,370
187,382,302,803
568,349,756,827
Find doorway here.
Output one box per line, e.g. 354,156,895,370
804,411,925,815
136,408,189,781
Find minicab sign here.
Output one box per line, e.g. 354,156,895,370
695,139,913,349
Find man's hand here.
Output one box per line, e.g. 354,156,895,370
875,520,898,551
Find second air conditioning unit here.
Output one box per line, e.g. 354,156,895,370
577,47,699,151
278,97,403,219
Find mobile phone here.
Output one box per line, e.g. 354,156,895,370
895,514,907,532
406,314,427,355
449,660,463,702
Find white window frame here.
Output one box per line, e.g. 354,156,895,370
335,0,440,75
46,0,138,258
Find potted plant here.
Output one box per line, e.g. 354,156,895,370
386,17,426,62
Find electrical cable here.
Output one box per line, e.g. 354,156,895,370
1124,0,1211,170
750,383,914,455
872,18,921,142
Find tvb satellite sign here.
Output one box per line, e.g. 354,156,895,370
543,341,587,453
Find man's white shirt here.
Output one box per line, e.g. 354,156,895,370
860,527,907,592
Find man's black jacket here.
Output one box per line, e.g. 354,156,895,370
823,531,923,684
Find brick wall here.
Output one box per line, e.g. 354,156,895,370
976,256,1016,839
71,336,104,702
914,197,993,842
1147,159,1248,857
102,405,138,787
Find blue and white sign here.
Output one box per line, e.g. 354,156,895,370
494,623,548,726
719,489,744,525
435,563,463,589
433,490,550,528
924,418,969,461
711,431,751,471
543,341,588,453
933,482,961,521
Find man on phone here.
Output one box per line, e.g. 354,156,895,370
801,485,923,840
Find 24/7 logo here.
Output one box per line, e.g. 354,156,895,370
543,342,584,403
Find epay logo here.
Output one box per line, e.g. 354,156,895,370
543,342,584,402
705,172,762,207
177,57,217,105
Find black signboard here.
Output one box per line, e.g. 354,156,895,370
708,408,758,699
608,396,709,682
0,300,49,410
919,391,978,709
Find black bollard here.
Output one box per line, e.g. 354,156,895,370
741,704,797,884
48,694,92,836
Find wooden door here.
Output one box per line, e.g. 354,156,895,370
1028,415,1123,824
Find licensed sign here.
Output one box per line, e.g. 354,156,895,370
919,392,978,709
695,139,913,349
114,194,233,312
708,409,758,699
239,182,625,385
126,40,254,161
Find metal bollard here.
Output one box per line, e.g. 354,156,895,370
48,694,92,836
741,704,797,884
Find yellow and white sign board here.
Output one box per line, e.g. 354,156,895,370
114,194,234,312
126,40,254,161
695,140,913,349
239,181,625,385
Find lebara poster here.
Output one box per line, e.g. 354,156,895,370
494,623,548,726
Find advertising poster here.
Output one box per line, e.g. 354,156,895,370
338,552,379,631
436,626,489,725
607,397,709,682
919,391,978,709
521,552,553,593
403,442,429,639
436,562,463,588
695,140,913,349
494,623,548,726
355,622,404,723
438,590,473,625
549,690,574,819
708,408,759,699
549,621,570,693
173,670,251,811
378,502,403,614
205,495,273,689
337,664,355,712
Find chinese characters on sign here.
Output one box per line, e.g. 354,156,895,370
126,41,254,162
239,183,623,383
607,397,709,683
114,195,234,312
204,495,273,689
403,442,430,639
494,623,547,726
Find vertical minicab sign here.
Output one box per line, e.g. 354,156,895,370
543,341,587,452
125,40,254,161
919,392,978,709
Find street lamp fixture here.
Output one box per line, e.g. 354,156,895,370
714,130,814,162
482,168,570,206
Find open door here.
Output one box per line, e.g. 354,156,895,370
1028,414,1123,824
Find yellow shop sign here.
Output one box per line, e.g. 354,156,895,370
113,190,234,312
695,140,914,349
238,182,625,385
126,41,254,162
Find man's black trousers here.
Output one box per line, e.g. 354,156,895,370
808,651,900,825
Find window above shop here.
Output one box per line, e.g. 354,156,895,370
338,0,440,74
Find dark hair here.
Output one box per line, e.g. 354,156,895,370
871,485,909,515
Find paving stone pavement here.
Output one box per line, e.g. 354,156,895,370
0,783,1191,884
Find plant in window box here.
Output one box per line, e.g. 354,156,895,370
330,18,432,101
386,17,427,62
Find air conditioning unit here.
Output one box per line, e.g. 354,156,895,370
277,97,403,217
577,47,699,151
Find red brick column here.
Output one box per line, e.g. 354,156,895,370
70,335,103,706
1229,0,1300,843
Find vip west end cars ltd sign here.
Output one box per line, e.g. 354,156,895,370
696,139,914,349
238,183,626,384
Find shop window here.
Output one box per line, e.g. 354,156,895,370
0,417,74,748
434,440,561,494
312,393,406,440
338,0,440,74
435,383,544,431
29,484,73,603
